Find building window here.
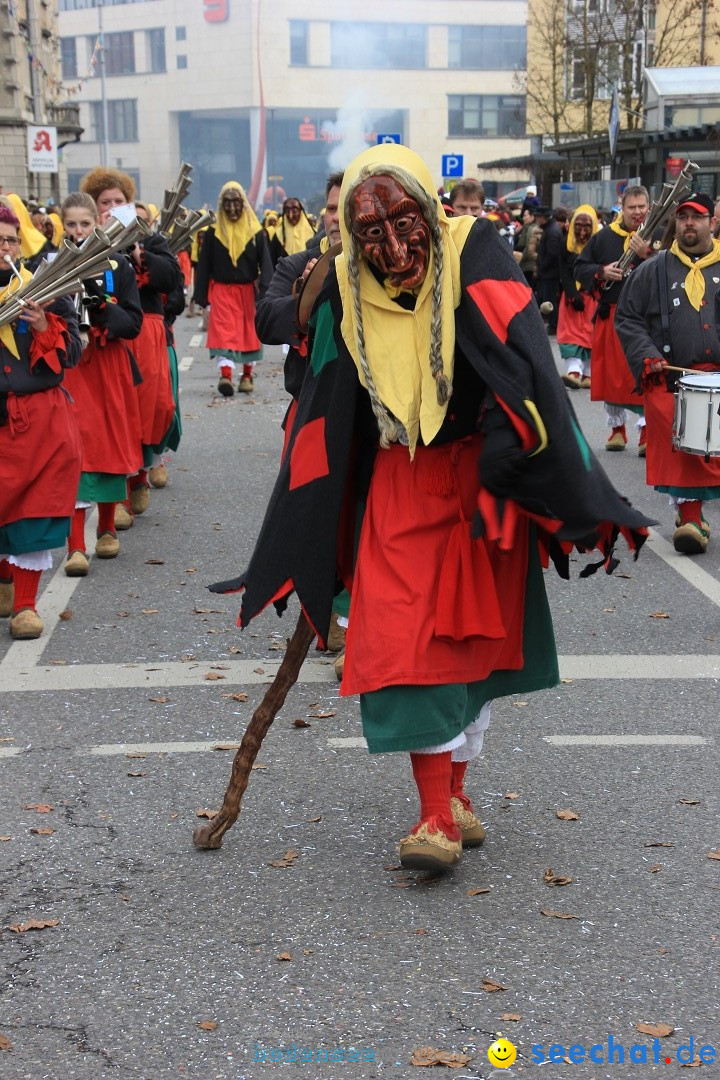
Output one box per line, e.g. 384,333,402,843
91,98,138,142
448,94,526,137
61,37,77,78
289,20,308,65
177,55,188,69
331,22,426,69
176,26,187,41
448,25,526,70
100,30,135,75
146,28,165,72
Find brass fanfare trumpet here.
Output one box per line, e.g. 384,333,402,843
158,162,194,234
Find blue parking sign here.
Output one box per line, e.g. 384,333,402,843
377,133,401,145
442,154,464,178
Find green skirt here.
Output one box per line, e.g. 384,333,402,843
77,472,128,503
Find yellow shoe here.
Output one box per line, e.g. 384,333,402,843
325,611,345,653
129,484,150,515
114,503,134,531
10,608,43,639
95,531,120,559
0,579,13,618
451,796,486,848
672,521,709,555
148,464,168,489
238,375,254,393
65,550,89,577
580,376,592,389
398,821,462,873
605,426,627,451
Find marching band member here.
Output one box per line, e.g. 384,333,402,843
0,207,83,638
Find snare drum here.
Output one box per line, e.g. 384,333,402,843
673,372,720,457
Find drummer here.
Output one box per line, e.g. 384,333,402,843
615,192,720,555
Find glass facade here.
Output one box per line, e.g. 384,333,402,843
448,25,526,69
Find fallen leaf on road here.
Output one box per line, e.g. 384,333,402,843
681,1058,704,1068
268,848,298,868
635,1022,674,1038
649,611,671,619
9,918,59,933
141,609,159,615
309,709,336,719
253,667,265,674
212,743,241,752
30,827,55,836
504,792,520,800
204,672,225,680
561,678,573,684
23,804,52,813
145,559,165,565
307,816,322,823
678,798,701,805
193,607,224,614
197,1020,217,1031
466,887,492,896
58,609,72,621
512,700,529,707
556,809,579,821
540,909,578,919
645,841,674,848
251,762,268,770
0,1034,12,1050
0,836,10,842
185,567,197,573
410,1046,472,1067
126,753,146,759
303,947,313,954
500,1013,522,1022
196,809,218,819
544,868,573,886
482,978,508,992
148,696,169,703
0,737,14,742
276,952,293,962
648,864,662,873
221,692,248,702
115,611,130,618
127,771,145,778
293,718,311,728
658,947,670,955
707,850,720,861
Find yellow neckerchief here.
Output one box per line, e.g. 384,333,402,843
336,144,475,457
278,209,315,256
566,204,600,255
319,235,331,254
670,238,720,311
5,194,46,258
214,181,262,267
0,265,33,358
609,216,635,254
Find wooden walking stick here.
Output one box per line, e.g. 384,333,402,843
193,611,316,850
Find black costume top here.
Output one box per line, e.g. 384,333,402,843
575,227,644,308
193,228,273,306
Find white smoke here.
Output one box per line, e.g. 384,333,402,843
322,90,384,171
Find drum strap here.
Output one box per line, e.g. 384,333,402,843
656,250,672,357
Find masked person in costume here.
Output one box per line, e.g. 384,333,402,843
575,186,653,453
0,207,83,639
615,193,720,555
211,146,651,875
193,182,273,396
558,205,600,389
269,197,316,267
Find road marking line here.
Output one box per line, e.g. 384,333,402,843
648,528,720,609
88,740,239,756
327,737,367,748
558,654,720,680
178,355,193,371
543,734,708,747
189,333,203,348
0,747,21,758
0,509,99,677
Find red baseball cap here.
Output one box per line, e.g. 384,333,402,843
676,193,715,215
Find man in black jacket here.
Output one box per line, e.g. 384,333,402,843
535,207,563,333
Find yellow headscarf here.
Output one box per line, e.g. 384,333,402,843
48,212,64,248
566,204,600,255
214,182,262,266
335,144,474,457
0,264,33,358
669,238,720,311
5,194,46,259
277,202,315,256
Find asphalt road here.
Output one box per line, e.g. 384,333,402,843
1,310,719,1080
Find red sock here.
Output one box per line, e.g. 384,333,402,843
97,502,116,534
0,557,11,582
131,469,148,490
220,364,233,380
242,363,253,377
638,426,647,447
409,751,458,839
679,500,702,525
12,566,41,612
68,507,86,553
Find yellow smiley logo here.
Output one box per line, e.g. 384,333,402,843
487,1037,517,1068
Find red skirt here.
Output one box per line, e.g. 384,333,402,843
63,338,144,476
340,437,529,697
556,295,597,350
590,307,638,406
206,281,260,352
0,387,82,525
131,313,175,447
644,380,720,489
